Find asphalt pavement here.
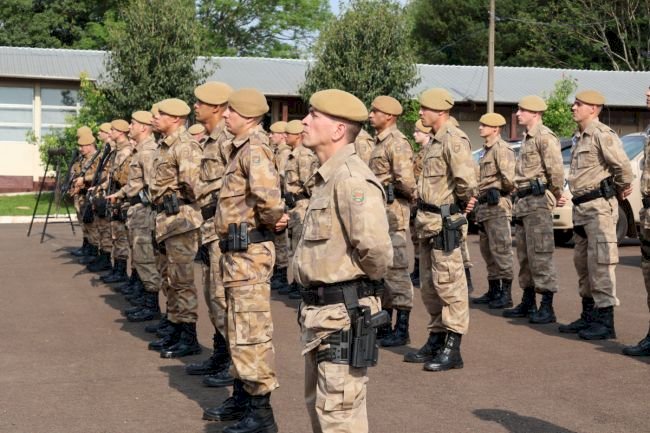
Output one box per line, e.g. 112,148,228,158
0,223,647,433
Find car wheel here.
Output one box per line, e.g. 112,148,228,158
616,205,628,245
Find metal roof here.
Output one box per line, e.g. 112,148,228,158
1,46,648,107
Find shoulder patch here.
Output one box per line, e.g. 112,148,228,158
352,188,365,204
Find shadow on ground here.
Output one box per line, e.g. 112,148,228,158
474,409,578,433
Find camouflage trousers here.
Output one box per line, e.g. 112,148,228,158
222,241,278,396
515,210,558,293
201,239,227,336
96,215,113,251
460,224,472,268
273,229,289,269
162,229,199,323
478,216,514,280
75,194,100,246
382,229,413,310
110,218,129,260
127,204,161,293
419,238,469,334
638,209,650,324
573,202,619,308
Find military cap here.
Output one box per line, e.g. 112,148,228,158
371,95,403,116
99,122,112,133
151,103,160,116
419,88,454,111
479,113,506,127
188,123,206,135
415,119,431,133
227,88,269,118
309,89,368,122
194,81,233,106
131,111,153,125
518,95,547,112
158,98,191,117
575,89,605,106
76,125,92,137
285,120,304,134
270,121,287,133
111,119,130,132
77,133,95,146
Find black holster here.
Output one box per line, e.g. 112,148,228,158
384,183,395,204
530,178,546,196
486,188,501,205
94,197,108,219
163,193,180,216
440,204,467,252
82,202,94,224
599,177,616,199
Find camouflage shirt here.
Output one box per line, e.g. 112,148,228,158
476,137,516,221
640,134,650,197
369,124,416,200
116,135,157,200
354,128,374,165
284,145,319,228
197,119,232,207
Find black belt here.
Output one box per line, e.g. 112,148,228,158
477,190,507,204
416,199,461,214
153,198,191,213
643,196,650,209
129,195,142,206
201,202,217,220
516,188,535,198
300,278,384,306
571,189,606,206
218,227,275,252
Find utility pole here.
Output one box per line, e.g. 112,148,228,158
487,0,495,112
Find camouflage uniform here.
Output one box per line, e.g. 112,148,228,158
476,137,515,281
272,142,292,271
71,151,101,248
293,143,392,433
568,120,632,309
95,143,115,254
104,137,134,262
214,125,283,396
416,119,477,334
284,145,319,254
151,127,203,324
354,128,374,166
369,125,416,310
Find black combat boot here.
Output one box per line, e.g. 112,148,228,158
148,322,180,352
145,314,168,334
114,269,138,293
203,366,235,387
503,286,537,318
186,331,230,375
102,258,128,283
71,238,90,257
160,322,202,358
223,392,278,433
410,258,420,287
270,267,288,291
472,279,499,304
288,282,302,300
465,267,474,293
123,276,144,299
578,306,616,340
622,329,650,356
380,309,410,347
376,308,393,340
529,291,556,324
403,332,446,363
489,279,513,309
558,296,595,333
203,379,250,422
127,291,160,322
78,244,99,265
87,250,112,272
423,331,463,371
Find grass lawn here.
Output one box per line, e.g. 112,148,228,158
0,193,75,216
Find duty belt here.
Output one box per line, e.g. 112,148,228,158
300,278,384,306
153,198,191,213
201,202,217,220
129,195,142,206
416,199,461,215
571,189,607,206
477,190,507,204
516,187,539,198
217,227,275,252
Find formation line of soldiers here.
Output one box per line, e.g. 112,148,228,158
65,82,650,433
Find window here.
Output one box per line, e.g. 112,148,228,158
0,86,33,142
40,87,79,137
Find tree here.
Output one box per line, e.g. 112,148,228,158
300,0,419,108
542,76,578,138
100,0,212,120
197,0,332,58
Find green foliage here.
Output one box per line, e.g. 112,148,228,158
300,0,419,108
543,76,578,138
198,0,332,58
100,0,212,120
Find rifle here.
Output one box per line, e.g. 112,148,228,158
59,148,80,197
62,149,101,197
82,144,113,221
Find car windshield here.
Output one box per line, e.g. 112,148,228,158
621,134,646,159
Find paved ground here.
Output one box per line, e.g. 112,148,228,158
1,223,648,433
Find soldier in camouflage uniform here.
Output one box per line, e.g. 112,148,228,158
354,127,374,165
501,96,565,324
404,88,478,372
410,119,433,286
367,95,416,348
203,89,284,433
269,121,291,292
293,89,392,433
623,86,650,356
147,98,204,359
188,123,208,145
184,82,236,388
472,113,515,309
559,90,633,340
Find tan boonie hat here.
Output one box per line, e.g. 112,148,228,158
415,119,431,133
151,103,160,116
158,98,191,117
270,121,287,133
480,113,506,127
228,88,269,117
518,95,547,112
309,89,368,122
188,123,206,135
76,125,92,137
419,88,454,111
575,90,605,106
372,95,403,116
132,111,153,125
77,133,95,146
111,119,130,132
285,120,304,134
195,81,233,106
99,122,112,133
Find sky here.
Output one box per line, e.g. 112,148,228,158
329,0,409,15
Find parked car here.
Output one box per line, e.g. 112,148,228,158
553,132,648,245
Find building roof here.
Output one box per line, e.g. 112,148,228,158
1,46,648,107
